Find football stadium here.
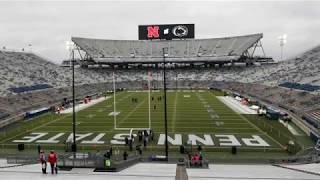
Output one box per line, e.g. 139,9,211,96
0,1,320,180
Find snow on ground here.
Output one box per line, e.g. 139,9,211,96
0,159,20,168
0,162,176,180
187,164,320,180
59,96,111,114
1,161,320,180
108,112,121,116
279,120,303,136
280,163,320,176
217,96,257,114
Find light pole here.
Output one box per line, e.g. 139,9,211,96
66,41,77,153
278,34,287,61
162,47,169,161
28,44,32,52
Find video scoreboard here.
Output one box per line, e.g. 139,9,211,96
138,24,194,40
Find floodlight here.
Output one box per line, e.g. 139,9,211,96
283,34,287,39
65,41,74,50
278,34,288,61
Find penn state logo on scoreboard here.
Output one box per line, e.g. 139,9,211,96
172,25,189,37
139,24,194,40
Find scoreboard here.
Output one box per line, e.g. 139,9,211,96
138,24,194,40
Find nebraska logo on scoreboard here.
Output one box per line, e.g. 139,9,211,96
139,24,194,40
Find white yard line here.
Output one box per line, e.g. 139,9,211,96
210,93,284,149
31,130,266,135
114,92,149,128
279,120,303,136
171,91,178,132
0,114,71,143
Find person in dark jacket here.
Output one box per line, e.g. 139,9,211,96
109,146,113,156
123,151,128,160
39,150,47,174
125,136,129,145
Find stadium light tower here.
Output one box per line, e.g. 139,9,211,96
66,40,77,153
278,34,287,61
163,47,169,161
28,44,32,52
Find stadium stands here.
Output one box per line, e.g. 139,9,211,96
1,44,320,97
213,81,320,112
72,33,263,64
8,84,53,93
0,42,320,132
279,82,320,92
0,50,110,96
0,111,10,120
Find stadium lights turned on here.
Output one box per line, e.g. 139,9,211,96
65,41,74,50
278,34,287,61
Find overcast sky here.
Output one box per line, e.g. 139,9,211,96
0,0,319,64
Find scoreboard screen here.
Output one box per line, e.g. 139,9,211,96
138,24,194,40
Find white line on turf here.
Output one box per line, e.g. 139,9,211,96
171,90,178,132
208,92,285,149
0,114,72,143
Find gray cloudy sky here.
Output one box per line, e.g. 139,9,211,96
0,0,319,64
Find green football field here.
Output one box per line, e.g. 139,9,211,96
1,90,313,156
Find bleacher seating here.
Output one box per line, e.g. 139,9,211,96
0,111,9,120
279,82,320,92
8,84,53,93
72,33,263,62
302,115,320,129
0,41,320,130
1,44,320,97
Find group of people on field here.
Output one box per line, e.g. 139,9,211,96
124,129,154,154
151,96,162,110
39,150,58,174
188,145,205,167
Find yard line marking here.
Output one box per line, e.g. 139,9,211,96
0,114,72,143
171,90,178,132
117,95,149,126
209,92,285,149
35,130,266,136
109,91,150,132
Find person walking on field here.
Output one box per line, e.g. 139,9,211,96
48,150,58,174
39,150,47,174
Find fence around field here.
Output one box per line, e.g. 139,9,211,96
0,142,286,155
7,154,39,164
5,150,320,169
0,113,25,129
6,152,141,171
58,152,141,170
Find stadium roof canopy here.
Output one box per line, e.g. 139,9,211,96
72,33,263,65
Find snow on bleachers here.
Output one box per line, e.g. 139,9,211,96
187,164,320,180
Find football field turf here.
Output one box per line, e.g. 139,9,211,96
0,90,290,154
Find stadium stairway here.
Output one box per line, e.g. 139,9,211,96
175,165,188,180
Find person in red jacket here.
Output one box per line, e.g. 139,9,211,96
48,150,57,174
